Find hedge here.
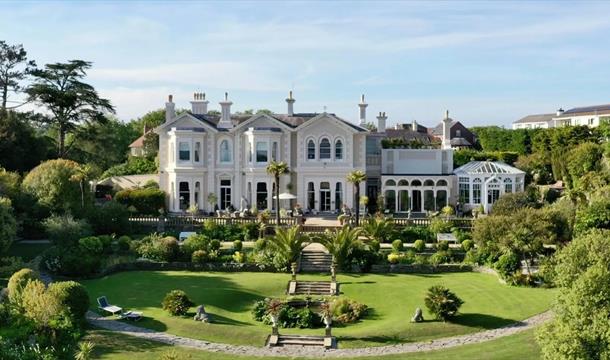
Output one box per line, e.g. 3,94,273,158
115,188,166,215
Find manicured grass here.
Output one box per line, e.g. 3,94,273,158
86,327,542,359
7,241,52,261
81,271,554,348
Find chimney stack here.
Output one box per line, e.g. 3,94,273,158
442,109,452,150
376,111,387,133
218,92,233,129
286,90,296,116
358,94,368,126
556,108,564,116
165,94,176,123
412,119,418,132
190,92,209,115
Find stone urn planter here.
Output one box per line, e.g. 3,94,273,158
323,315,332,336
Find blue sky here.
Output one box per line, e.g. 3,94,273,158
2,1,610,127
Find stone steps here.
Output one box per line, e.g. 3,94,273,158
299,251,333,273
293,281,332,295
278,335,327,347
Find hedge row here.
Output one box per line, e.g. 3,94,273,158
115,188,165,215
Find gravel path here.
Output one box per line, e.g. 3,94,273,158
86,310,552,358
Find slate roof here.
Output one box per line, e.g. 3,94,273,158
450,137,472,146
513,113,555,124
429,119,456,135
385,128,434,143
188,111,368,132
557,104,610,117
454,161,525,175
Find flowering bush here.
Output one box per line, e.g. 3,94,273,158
161,290,193,316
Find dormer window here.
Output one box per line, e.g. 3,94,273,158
320,138,331,159
307,139,316,160
179,142,190,161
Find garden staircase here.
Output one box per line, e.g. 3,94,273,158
292,280,333,295
298,247,333,273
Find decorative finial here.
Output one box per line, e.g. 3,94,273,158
202,92,205,100
225,92,228,101
361,94,365,103
323,105,327,112
168,94,173,102
445,110,449,119
289,90,293,100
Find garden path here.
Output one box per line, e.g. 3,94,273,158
86,310,551,358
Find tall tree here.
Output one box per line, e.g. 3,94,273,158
0,41,35,112
26,60,114,157
0,110,51,172
266,161,289,226
347,170,366,226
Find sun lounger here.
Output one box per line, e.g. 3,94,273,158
97,296,123,315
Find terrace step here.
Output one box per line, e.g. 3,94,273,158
267,334,335,348
293,280,332,295
299,250,333,273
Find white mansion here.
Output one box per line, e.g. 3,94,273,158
156,92,524,215
513,103,610,129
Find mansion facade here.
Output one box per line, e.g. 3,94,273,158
156,92,524,215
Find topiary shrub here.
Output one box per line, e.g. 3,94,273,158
429,218,453,235
401,226,433,242
461,239,474,252
47,281,90,320
424,285,464,321
116,236,132,252
191,250,208,264
413,239,426,252
7,268,40,308
114,187,166,215
436,240,450,251
161,290,193,316
181,234,210,258
43,214,92,247
233,240,243,252
136,233,180,262
391,239,403,253
0,198,17,255
78,236,103,254
387,253,401,264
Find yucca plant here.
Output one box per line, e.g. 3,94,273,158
267,225,307,268
320,225,363,270
74,341,95,360
362,215,395,243
347,170,366,226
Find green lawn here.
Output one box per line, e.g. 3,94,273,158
81,271,554,348
86,327,542,359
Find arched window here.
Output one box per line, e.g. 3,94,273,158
411,180,422,186
424,179,434,186
385,179,396,186
335,139,343,160
307,140,316,160
220,139,231,163
437,179,448,186
398,179,409,186
320,138,331,159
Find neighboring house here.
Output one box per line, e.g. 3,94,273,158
129,125,153,157
512,113,555,129
551,104,610,128
513,104,610,129
429,118,476,149
155,92,369,213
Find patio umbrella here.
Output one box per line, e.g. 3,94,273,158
273,192,297,200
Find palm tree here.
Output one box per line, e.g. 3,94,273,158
266,161,289,226
347,170,366,226
319,225,362,270
267,225,307,269
70,164,94,209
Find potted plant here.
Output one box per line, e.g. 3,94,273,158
207,193,218,215
319,301,333,336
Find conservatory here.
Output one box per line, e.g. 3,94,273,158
453,161,525,213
